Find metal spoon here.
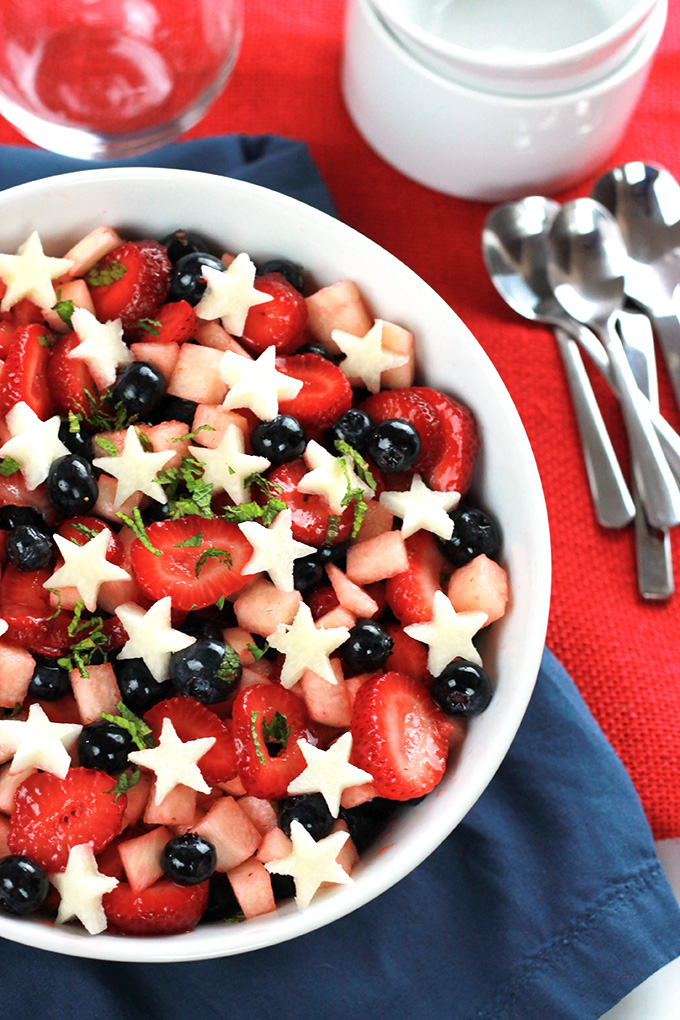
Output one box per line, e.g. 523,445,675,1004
592,162,680,408
482,197,634,528
546,198,680,531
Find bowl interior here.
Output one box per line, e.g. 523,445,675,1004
0,169,550,961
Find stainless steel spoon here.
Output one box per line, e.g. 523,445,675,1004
546,198,680,531
482,197,634,528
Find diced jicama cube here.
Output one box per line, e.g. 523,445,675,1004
131,341,180,384
192,796,262,872
195,321,252,356
227,857,276,918
41,278,96,333
190,404,248,449
299,660,352,729
0,642,35,709
380,321,415,388
64,225,123,276
0,765,35,812
144,782,198,827
256,825,292,863
70,662,121,726
119,826,171,893
305,281,372,355
345,531,408,585
234,578,302,638
237,796,278,835
168,344,227,404
447,554,509,625
326,562,379,618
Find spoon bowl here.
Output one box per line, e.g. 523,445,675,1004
592,161,680,265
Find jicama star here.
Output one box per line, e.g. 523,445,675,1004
92,425,174,507
268,601,350,688
332,319,409,394
380,474,459,539
404,589,488,675
194,252,273,336
297,440,374,515
0,230,73,312
0,401,70,490
0,703,82,779
44,527,131,612
69,306,133,389
219,346,303,421
287,733,373,817
50,844,119,935
265,820,352,910
239,508,316,592
115,597,195,683
127,717,215,805
189,423,270,505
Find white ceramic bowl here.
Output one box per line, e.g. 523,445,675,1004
371,0,659,95
342,0,667,201
0,167,550,961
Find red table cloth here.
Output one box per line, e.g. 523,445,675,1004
0,1,678,840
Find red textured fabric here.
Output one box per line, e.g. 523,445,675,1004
0,2,679,838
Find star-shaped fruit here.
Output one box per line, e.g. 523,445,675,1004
0,230,73,312
127,716,215,805
297,440,374,515
189,423,270,505
194,252,273,336
268,601,349,688
219,345,303,421
50,843,119,935
287,733,373,817
0,401,70,489
115,597,195,683
239,508,316,593
0,619,7,638
69,307,133,389
379,474,459,539
44,528,131,612
265,819,352,909
92,425,174,507
404,589,488,675
332,320,409,394
0,703,81,778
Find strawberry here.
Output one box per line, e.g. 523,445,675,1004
46,330,99,417
266,459,354,547
7,768,126,871
130,517,253,611
0,562,52,608
276,352,352,429
232,685,313,800
87,240,171,334
0,320,14,357
0,604,74,657
307,584,340,621
56,515,124,565
144,300,197,344
0,323,54,419
144,696,238,784
351,671,449,800
241,272,308,355
360,387,443,477
103,878,209,935
410,386,479,494
385,530,448,625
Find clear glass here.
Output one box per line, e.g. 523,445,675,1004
0,0,243,159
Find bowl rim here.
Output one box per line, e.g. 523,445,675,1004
0,167,551,961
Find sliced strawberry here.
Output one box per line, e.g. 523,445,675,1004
145,300,197,344
307,584,340,621
0,323,54,418
241,272,308,355
266,459,353,547
103,878,209,935
7,767,126,871
351,671,449,800
46,330,100,417
0,562,52,608
384,530,447,625
144,696,238,784
130,518,253,611
277,352,352,429
232,685,313,800
87,240,171,334
410,387,479,494
384,622,430,682
56,516,124,565
360,387,443,478
0,604,74,656
0,473,55,522
0,320,14,358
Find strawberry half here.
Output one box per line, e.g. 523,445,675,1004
56,515,124,565
144,696,238,784
277,352,352,430
410,386,479,494
7,768,127,871
360,387,443,478
46,330,99,417
385,529,448,625
146,300,197,344
241,272,308,355
0,562,52,608
130,518,253,611
87,240,171,334
232,685,313,800
0,323,54,419
351,671,449,800
103,879,209,935
266,459,353,547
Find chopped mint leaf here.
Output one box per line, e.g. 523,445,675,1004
77,388,131,432
250,710,267,766
57,602,109,679
246,473,284,500
263,710,291,750
101,702,155,751
70,522,100,542
324,513,341,543
106,768,141,801
116,507,161,556
68,410,81,434
225,911,246,924
45,588,62,621
0,456,21,476
38,333,53,348
86,259,127,288
195,547,232,577
337,455,369,538
334,439,377,490
216,645,241,684
214,595,226,611
53,296,75,329
172,424,216,442
221,501,264,524
158,456,215,519
137,317,161,336
174,530,203,548
95,436,119,457
247,640,269,662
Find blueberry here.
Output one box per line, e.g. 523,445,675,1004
28,660,71,701
0,855,49,916
439,506,501,567
201,873,240,923
338,798,396,853
180,615,225,642
78,720,135,774
5,524,53,571
258,257,304,293
432,659,492,716
269,872,296,903
112,361,166,420
250,415,306,465
160,229,213,266
144,499,172,523
168,252,225,306
115,658,173,714
341,619,393,675
277,793,334,841
58,420,93,460
366,418,421,473
0,505,48,532
161,833,217,886
149,395,197,427
326,408,373,453
296,342,336,362
293,550,327,595
47,455,98,515
169,637,241,704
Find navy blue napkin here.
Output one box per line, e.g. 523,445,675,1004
0,136,679,1020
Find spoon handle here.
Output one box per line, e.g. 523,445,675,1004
554,328,634,528
601,311,680,530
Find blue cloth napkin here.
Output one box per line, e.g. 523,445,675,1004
0,135,679,1020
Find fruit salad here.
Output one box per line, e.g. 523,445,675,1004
0,225,508,936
